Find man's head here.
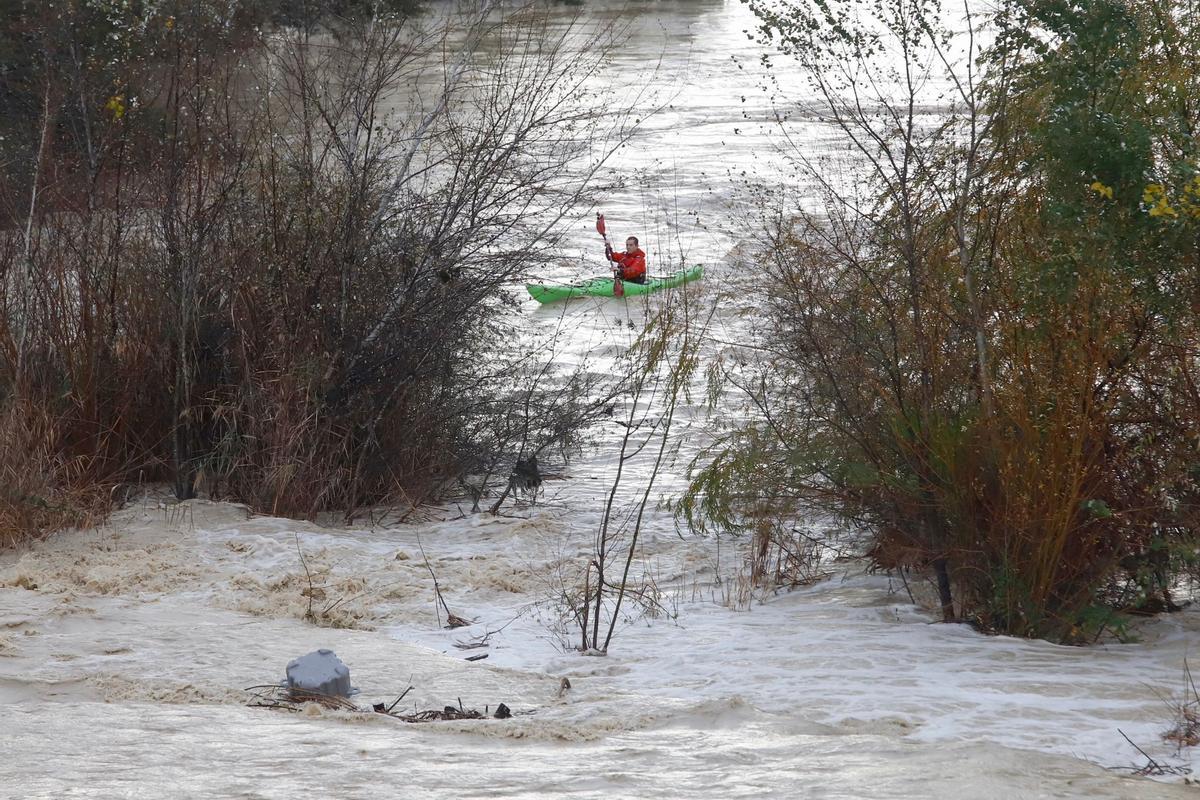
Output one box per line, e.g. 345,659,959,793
625,236,639,253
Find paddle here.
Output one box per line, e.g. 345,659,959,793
597,212,623,298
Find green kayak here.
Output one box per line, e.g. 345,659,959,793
526,265,704,304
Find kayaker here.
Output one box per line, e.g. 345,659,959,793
606,236,647,284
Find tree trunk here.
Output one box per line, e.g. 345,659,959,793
14,73,55,389
932,557,955,622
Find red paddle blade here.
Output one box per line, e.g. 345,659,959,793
613,277,624,298
596,213,606,236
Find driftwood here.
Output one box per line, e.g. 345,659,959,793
245,684,360,712
245,684,518,723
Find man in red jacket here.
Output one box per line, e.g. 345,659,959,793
606,236,647,284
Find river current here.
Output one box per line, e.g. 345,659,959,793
2,2,1198,797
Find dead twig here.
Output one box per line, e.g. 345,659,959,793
245,684,360,712
1163,658,1200,751
1108,728,1193,777
384,684,413,713
416,529,466,628
294,533,317,622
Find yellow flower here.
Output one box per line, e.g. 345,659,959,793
1142,183,1179,219
1181,175,1200,218
104,94,125,121
1089,181,1114,200
1184,176,1200,198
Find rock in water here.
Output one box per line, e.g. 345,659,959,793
286,649,352,697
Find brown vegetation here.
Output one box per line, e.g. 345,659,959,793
0,2,636,541
686,0,1200,640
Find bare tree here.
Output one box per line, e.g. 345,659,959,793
0,1,659,534
562,279,712,653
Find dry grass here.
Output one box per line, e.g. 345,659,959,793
748,516,835,591
1163,660,1200,751
0,402,112,547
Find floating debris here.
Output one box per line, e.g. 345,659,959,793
245,683,521,724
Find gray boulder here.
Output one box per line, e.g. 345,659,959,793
285,649,353,697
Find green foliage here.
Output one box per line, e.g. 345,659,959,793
1080,499,1113,519
1072,604,1133,644
689,0,1200,641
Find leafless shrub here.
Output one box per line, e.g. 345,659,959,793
573,274,712,653
1162,659,1200,753
747,518,834,591
1,2,645,534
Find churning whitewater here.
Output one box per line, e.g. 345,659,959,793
2,493,1197,798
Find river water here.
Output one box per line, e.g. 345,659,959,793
2,1,1198,797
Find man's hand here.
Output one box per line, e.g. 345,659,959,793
605,243,613,259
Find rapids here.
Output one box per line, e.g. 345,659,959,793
3,2,1197,797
